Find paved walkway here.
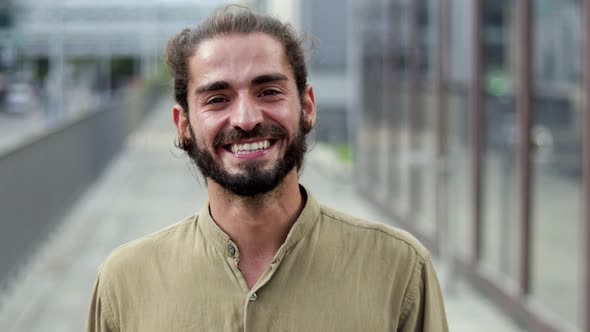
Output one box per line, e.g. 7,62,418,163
0,96,523,331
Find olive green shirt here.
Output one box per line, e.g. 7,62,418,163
87,189,448,331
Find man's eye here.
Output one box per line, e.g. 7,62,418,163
259,89,280,97
206,97,228,105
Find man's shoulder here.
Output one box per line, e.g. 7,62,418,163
98,214,198,278
318,205,430,260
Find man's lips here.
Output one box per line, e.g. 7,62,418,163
224,139,277,154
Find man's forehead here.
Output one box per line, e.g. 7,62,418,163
197,32,281,50
188,33,292,85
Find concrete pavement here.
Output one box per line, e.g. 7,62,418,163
0,84,101,155
0,96,524,331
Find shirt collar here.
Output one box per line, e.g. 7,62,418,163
197,185,321,260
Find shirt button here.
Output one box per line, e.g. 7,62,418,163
249,293,258,302
227,244,236,257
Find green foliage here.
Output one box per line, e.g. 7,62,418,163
110,57,136,77
325,144,353,163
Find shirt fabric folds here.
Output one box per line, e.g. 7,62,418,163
87,187,448,331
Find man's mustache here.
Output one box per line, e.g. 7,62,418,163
213,124,289,147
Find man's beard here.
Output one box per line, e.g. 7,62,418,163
183,115,310,197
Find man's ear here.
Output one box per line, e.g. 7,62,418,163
302,85,317,131
173,104,191,142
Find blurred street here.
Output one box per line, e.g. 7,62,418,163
0,96,522,332
0,83,98,154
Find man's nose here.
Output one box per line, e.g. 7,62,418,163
229,95,263,132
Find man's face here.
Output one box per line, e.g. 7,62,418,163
174,33,316,197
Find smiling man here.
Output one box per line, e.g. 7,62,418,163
87,6,448,332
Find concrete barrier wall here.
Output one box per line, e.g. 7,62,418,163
0,84,163,290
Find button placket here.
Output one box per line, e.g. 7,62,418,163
249,293,258,302
225,242,250,291
226,242,240,268
227,243,236,257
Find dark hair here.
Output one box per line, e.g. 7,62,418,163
165,5,308,113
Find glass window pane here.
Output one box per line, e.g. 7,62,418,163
447,0,474,260
372,0,390,198
481,0,519,283
358,0,383,189
531,0,583,328
384,0,405,207
393,0,412,214
413,0,437,235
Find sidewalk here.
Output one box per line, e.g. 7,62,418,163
0,96,523,331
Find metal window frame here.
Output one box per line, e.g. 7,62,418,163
407,0,421,224
471,0,484,263
434,0,450,257
384,0,401,205
516,0,533,296
583,0,590,330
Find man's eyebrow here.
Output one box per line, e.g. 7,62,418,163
194,74,288,95
252,73,289,85
194,81,230,95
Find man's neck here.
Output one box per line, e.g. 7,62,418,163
207,171,304,281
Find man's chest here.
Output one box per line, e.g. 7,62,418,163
119,260,403,332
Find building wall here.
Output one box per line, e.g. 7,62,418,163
354,0,589,331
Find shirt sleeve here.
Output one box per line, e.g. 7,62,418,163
87,274,119,332
398,255,449,332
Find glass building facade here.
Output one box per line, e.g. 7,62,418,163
354,0,590,331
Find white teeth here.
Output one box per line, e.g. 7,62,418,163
230,140,272,154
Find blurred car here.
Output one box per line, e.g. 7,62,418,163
3,83,36,114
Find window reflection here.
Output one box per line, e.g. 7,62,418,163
447,0,473,260
393,0,412,214
481,0,519,283
412,0,437,235
531,0,583,328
